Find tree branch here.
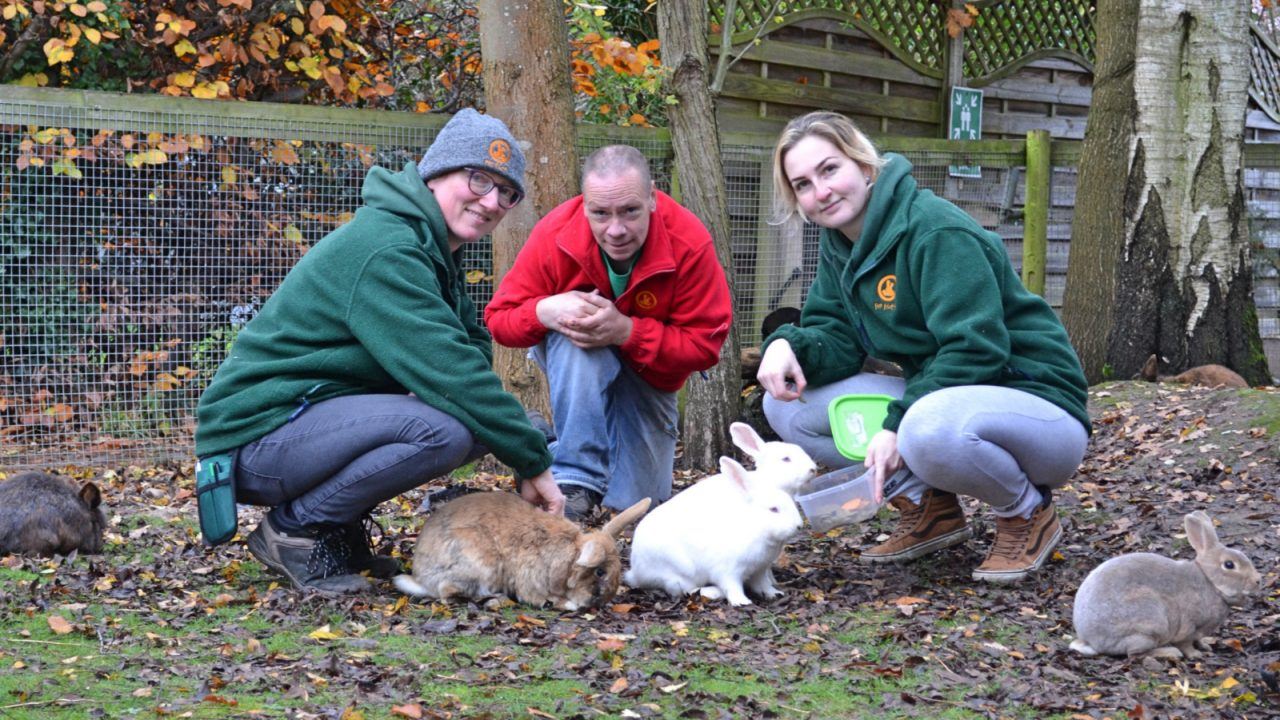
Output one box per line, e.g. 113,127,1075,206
0,13,51,81
710,0,783,94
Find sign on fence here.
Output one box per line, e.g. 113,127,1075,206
948,86,983,178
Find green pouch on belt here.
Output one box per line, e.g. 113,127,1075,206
195,452,238,546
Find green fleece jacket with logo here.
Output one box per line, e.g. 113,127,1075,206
767,154,1090,434
195,162,553,479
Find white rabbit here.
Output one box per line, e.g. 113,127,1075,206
1070,510,1262,659
727,422,813,498
624,427,816,606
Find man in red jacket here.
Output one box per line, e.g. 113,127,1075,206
486,145,732,520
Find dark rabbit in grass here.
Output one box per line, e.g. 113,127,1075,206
1070,510,1262,659
394,491,650,611
0,472,107,556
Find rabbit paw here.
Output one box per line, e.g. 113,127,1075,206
698,586,724,600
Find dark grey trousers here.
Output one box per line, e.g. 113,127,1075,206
233,394,485,530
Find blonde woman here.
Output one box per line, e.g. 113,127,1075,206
757,111,1089,583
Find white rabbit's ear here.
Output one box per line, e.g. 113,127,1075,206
718,457,752,495
1184,511,1221,553
729,423,766,460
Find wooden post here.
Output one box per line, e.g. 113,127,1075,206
940,0,966,139
1022,129,1050,296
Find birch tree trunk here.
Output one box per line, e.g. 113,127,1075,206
476,0,580,414
1062,0,1270,384
657,0,743,471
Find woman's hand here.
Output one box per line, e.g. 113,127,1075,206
863,429,902,504
519,468,566,515
757,339,806,401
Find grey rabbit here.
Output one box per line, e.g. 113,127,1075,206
1070,510,1262,659
0,472,107,556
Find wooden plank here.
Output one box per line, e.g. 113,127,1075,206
984,112,1088,139
720,74,940,124
1245,143,1280,167
713,38,941,87
0,85,672,148
0,85,446,144
980,77,1093,106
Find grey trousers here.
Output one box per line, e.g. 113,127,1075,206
234,394,486,530
763,375,1089,518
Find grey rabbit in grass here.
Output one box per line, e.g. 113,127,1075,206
1071,510,1262,659
0,472,107,556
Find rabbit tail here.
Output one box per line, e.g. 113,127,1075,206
393,574,432,597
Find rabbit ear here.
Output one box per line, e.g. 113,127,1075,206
729,423,766,461
1184,511,1221,553
576,537,607,568
602,497,651,539
718,457,751,495
79,482,102,510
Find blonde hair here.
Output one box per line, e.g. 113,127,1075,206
770,111,885,224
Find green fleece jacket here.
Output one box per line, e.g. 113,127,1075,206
767,154,1090,434
195,163,553,479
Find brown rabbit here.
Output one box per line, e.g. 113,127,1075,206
1139,354,1248,389
0,472,107,556
394,491,650,610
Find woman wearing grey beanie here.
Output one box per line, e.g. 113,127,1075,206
195,109,564,594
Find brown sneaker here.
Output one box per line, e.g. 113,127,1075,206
972,501,1062,583
860,489,972,563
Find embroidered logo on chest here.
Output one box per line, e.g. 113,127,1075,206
635,290,658,310
875,274,897,311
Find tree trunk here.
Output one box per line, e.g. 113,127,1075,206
657,0,743,471
1062,0,1270,385
476,0,580,414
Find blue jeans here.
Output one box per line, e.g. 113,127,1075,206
764,375,1088,518
531,332,678,510
233,394,486,530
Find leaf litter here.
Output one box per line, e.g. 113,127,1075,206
0,381,1276,718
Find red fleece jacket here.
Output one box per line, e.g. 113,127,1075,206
485,190,732,392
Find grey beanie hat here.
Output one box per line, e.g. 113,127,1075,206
417,108,526,196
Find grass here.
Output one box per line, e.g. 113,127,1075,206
0,571,1084,719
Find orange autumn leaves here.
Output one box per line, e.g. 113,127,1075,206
571,33,662,128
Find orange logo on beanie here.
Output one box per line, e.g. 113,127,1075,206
488,139,512,166
876,275,896,303
635,291,658,310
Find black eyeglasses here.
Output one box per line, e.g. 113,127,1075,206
467,169,523,209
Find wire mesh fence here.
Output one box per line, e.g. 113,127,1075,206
1,89,1276,472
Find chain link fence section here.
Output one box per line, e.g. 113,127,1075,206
2,90,1275,472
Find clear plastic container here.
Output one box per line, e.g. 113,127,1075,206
796,466,880,532
796,466,912,532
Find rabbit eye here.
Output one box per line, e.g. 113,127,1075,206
782,456,792,463
595,567,607,578
1224,560,1236,570
770,506,780,513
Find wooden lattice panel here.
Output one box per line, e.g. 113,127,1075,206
963,0,1096,82
713,0,946,73
1252,25,1280,124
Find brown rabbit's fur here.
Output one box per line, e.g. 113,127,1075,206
1139,354,1248,389
395,492,650,610
0,472,107,556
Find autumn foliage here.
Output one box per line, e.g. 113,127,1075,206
1,0,664,123
0,0,484,110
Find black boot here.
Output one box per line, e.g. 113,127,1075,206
341,515,402,579
246,515,371,593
